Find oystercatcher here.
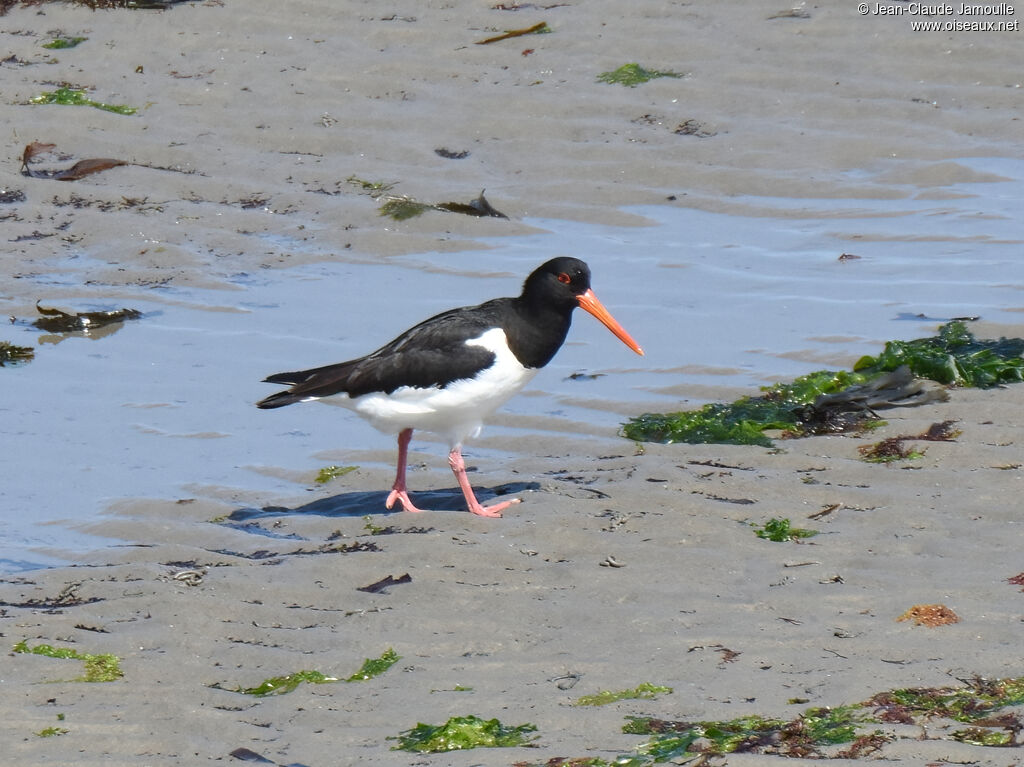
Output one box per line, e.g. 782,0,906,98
257,257,643,517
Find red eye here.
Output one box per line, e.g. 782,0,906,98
557,272,571,284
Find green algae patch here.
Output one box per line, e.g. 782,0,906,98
13,640,123,682
952,727,1015,746
314,464,357,484
379,196,432,220
753,517,818,542
623,369,869,446
598,63,684,87
221,649,400,696
30,86,137,115
624,322,1024,447
42,36,87,49
236,670,339,697
623,706,870,759
35,726,70,737
378,190,507,221
345,648,400,682
0,341,34,366
345,175,396,197
391,715,538,752
866,677,1024,723
574,682,672,707
522,676,1024,765
855,320,1024,387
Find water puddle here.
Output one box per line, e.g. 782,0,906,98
2,157,1020,571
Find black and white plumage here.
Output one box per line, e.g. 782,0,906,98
257,257,643,517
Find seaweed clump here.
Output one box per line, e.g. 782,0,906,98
42,36,87,49
345,648,400,682
623,322,1022,447
854,320,1024,386
623,369,869,447
753,517,818,542
858,420,961,463
598,63,684,87
515,676,1024,765
13,640,123,682
30,86,137,115
0,340,34,366
392,715,538,752
216,648,400,696
33,303,142,333
574,682,672,707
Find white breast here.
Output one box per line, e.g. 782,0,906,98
319,328,538,448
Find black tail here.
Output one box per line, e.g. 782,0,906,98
257,360,358,409
256,390,305,409
257,370,313,409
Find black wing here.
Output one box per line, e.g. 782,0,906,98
256,300,511,409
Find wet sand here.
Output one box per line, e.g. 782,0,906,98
2,1,1023,765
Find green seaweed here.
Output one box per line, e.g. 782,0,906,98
29,86,137,115
374,188,506,220
379,196,431,220
753,517,818,542
314,464,357,484
345,648,400,682
236,670,339,697
867,677,1024,723
597,63,684,87
524,677,1024,765
35,726,70,737
952,727,1014,746
623,707,866,758
622,369,868,446
391,715,538,752
0,340,34,366
346,175,396,198
42,36,87,49
574,682,672,706
797,705,866,745
225,649,399,696
623,322,1024,446
855,321,1024,387
13,640,123,682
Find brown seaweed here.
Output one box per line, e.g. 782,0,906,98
32,302,142,333
22,142,128,181
475,21,550,45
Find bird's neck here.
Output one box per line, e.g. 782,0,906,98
505,298,573,369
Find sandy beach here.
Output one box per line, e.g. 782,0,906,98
2,1,1023,765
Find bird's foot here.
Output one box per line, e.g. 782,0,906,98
466,497,521,518
385,488,428,514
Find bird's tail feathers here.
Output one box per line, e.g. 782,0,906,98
255,390,306,409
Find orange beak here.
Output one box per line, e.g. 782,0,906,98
577,289,644,356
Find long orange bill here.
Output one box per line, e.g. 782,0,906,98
577,289,644,356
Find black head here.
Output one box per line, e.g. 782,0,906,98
519,257,644,357
521,257,592,308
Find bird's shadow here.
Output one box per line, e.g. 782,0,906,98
223,481,540,528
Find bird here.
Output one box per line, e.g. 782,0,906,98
257,257,643,517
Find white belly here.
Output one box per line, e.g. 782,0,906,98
318,328,537,447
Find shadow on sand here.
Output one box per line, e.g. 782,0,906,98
224,481,541,526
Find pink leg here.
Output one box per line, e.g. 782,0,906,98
385,428,427,513
448,446,521,518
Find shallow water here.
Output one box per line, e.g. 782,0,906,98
2,156,1021,571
